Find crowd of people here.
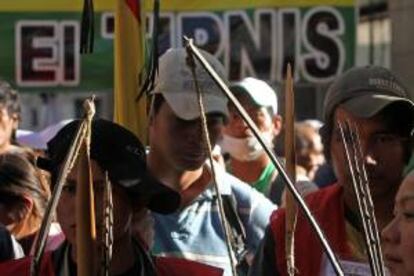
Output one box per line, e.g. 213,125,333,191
0,47,412,275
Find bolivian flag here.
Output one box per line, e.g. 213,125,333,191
114,0,148,143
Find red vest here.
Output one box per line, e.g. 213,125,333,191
271,184,353,275
0,253,223,276
156,256,223,276
0,253,54,276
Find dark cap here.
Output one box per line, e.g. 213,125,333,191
323,65,414,122
40,119,180,214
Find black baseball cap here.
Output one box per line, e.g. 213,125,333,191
38,119,180,214
323,65,414,123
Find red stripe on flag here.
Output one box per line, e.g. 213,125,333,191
126,0,140,20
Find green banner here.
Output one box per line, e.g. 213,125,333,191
0,2,356,92
0,12,113,92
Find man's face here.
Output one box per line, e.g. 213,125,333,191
224,93,278,139
330,107,406,209
297,126,325,180
57,159,134,248
382,172,414,276
149,101,224,171
0,107,17,152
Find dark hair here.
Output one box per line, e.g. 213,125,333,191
0,152,49,239
0,81,21,144
149,94,165,118
321,103,414,164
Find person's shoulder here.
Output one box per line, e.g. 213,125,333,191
0,257,29,275
269,206,285,224
221,170,246,185
224,171,268,200
223,171,276,208
303,182,341,205
214,170,277,219
0,253,55,276
155,256,223,276
222,171,259,194
270,183,341,224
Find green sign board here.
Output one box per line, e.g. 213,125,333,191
0,1,356,92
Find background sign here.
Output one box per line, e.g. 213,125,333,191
0,0,355,92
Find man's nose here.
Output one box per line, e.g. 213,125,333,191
364,154,378,166
183,120,209,141
381,216,400,244
358,139,378,166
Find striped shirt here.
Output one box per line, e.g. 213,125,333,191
152,165,276,276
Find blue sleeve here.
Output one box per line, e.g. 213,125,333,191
228,174,277,252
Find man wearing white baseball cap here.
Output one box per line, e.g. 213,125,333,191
220,77,285,204
147,48,275,276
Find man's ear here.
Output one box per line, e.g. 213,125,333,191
272,115,283,136
11,195,33,222
21,195,34,215
11,113,19,130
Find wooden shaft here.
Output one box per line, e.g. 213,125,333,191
284,64,297,275
76,141,97,276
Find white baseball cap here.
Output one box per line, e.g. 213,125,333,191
230,77,278,115
151,48,229,120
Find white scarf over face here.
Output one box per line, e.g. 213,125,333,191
220,132,273,162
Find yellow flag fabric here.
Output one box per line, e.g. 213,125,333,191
114,0,147,143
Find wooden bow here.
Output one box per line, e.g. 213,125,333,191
31,97,96,276
284,64,298,275
184,38,344,276
338,120,386,276
75,98,97,276
185,41,238,276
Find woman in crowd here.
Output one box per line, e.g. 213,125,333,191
0,152,61,255
0,119,222,275
0,80,22,154
382,170,414,275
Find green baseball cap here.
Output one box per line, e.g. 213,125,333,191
323,65,414,122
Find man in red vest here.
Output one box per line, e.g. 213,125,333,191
249,66,414,275
0,119,222,276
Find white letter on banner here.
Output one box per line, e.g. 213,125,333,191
301,6,345,83
16,21,59,86
147,12,175,55
224,9,274,81
60,21,80,86
177,12,224,58
15,20,80,87
276,8,300,82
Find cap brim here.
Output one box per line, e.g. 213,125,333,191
342,93,414,118
163,92,229,120
231,85,272,108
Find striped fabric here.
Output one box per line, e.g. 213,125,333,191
152,165,276,276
